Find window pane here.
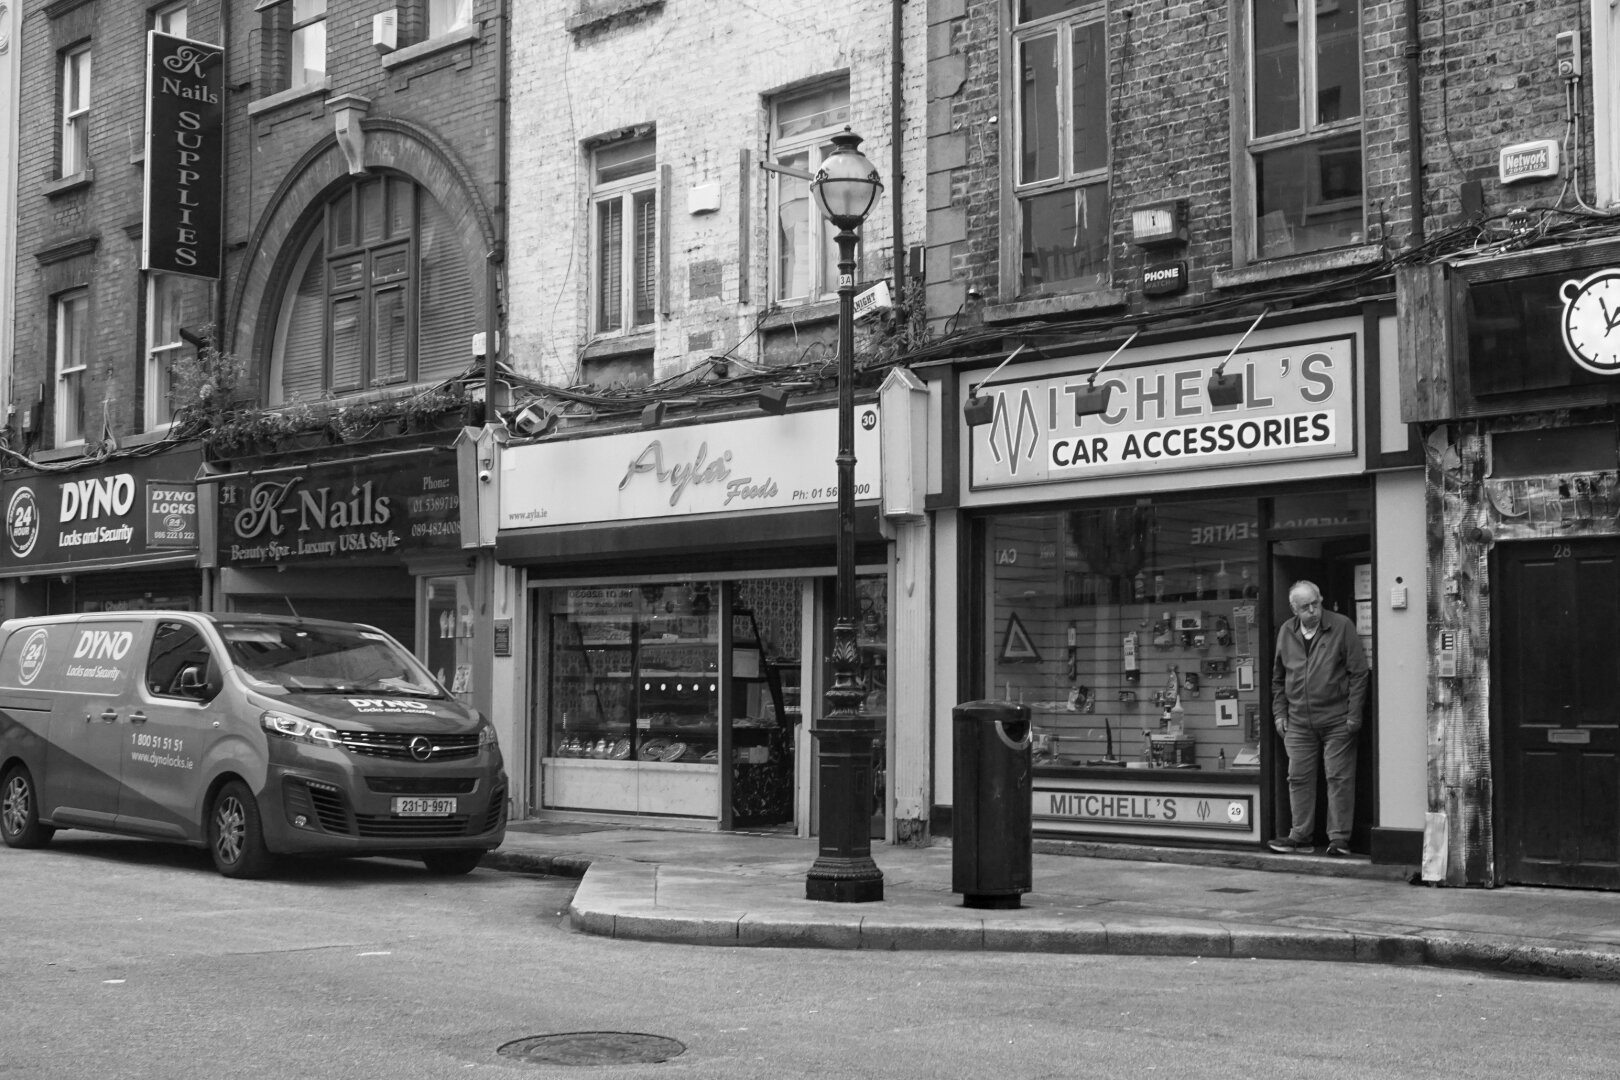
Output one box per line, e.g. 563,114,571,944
596,138,655,184
156,6,187,37
329,187,355,249
416,191,478,381
329,255,364,292
59,296,88,443
331,295,361,390
428,0,471,36
1254,133,1364,259
1251,0,1299,137
361,179,385,244
291,20,325,87
631,190,657,328
596,199,624,332
1020,182,1108,292
775,152,811,301
1071,20,1107,175
1019,0,1087,21
1316,0,1361,124
1018,32,1062,184
387,178,413,238
153,276,184,345
775,87,849,140
373,286,407,385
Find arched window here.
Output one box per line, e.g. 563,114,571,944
269,173,477,402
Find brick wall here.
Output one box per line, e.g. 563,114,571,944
506,0,927,386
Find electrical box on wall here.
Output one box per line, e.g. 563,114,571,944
1130,199,1189,248
1556,30,1580,80
372,9,398,52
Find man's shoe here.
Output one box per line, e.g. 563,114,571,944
1267,836,1311,853
1325,841,1352,857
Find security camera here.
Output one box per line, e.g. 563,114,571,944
478,469,492,484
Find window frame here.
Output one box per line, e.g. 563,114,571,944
54,290,90,448
1593,1,1620,207
153,2,188,37
144,274,187,432
60,44,91,178
289,0,326,91
427,0,472,38
1005,0,1113,298
767,80,852,306
588,135,659,338
1233,0,1367,265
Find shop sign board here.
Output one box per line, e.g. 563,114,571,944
500,407,882,529
1035,786,1255,832
213,455,461,566
142,32,224,279
0,449,203,574
968,333,1357,489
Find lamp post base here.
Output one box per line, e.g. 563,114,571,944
806,857,885,903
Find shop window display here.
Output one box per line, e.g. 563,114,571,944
987,498,1265,773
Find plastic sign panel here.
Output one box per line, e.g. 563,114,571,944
969,334,1357,489
143,32,224,278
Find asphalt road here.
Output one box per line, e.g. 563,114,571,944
4,833,1619,1079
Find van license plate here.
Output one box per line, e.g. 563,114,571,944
393,797,457,816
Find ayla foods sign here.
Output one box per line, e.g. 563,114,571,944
969,334,1357,489
142,31,223,278
500,408,882,529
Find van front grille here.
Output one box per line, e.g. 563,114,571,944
365,776,478,795
336,731,481,762
483,785,507,834
354,814,473,838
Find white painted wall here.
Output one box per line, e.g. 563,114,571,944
1375,467,1430,830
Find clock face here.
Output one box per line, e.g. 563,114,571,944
1560,269,1620,374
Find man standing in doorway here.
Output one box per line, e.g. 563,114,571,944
1268,580,1369,856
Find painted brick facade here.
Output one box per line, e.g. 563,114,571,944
506,1,927,386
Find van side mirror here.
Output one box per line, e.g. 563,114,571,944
179,665,209,698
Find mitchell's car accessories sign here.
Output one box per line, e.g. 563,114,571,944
969,334,1357,489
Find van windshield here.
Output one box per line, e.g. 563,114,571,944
217,622,444,697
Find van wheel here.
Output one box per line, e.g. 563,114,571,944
1,765,54,849
209,780,273,878
422,850,484,876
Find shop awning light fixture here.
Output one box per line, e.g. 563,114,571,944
963,343,1027,427
510,402,552,437
1074,330,1139,421
757,386,792,415
641,401,666,429
1208,308,1268,408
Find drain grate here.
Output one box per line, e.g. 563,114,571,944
498,1032,687,1066
1207,887,1257,894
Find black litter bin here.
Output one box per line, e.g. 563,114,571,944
951,700,1033,909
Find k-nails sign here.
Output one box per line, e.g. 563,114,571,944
143,32,224,279
969,335,1357,489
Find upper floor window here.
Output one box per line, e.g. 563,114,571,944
145,273,200,431
153,2,188,37
1011,1,1110,295
1244,0,1364,260
55,291,89,447
590,136,657,336
1594,1,1620,207
769,81,850,305
270,174,478,401
428,0,472,37
289,0,326,88
61,44,91,177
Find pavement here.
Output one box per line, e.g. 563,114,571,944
482,818,1620,982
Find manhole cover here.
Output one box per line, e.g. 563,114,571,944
497,1032,687,1066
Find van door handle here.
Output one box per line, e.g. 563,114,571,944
95,708,118,723
127,711,147,724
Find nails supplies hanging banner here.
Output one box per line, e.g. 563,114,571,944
142,32,224,279
499,407,882,530
966,332,1358,490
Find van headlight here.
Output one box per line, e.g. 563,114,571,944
262,711,342,749
478,722,498,748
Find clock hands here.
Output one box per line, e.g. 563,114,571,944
1601,297,1620,334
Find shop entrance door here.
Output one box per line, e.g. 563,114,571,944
1268,536,1374,850
1496,538,1620,889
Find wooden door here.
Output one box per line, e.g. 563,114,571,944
1497,539,1620,888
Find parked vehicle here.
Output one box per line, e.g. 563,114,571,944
0,612,506,877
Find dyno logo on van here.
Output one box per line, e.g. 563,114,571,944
74,630,135,661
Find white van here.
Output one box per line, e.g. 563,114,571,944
0,612,506,877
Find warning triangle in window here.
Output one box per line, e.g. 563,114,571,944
1000,611,1042,663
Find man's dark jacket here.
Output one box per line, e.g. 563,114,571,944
1270,607,1369,733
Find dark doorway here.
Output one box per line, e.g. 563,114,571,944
1268,534,1375,852
1496,538,1620,889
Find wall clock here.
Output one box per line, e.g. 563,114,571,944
1559,268,1620,375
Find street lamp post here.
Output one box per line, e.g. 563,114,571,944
805,128,884,903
